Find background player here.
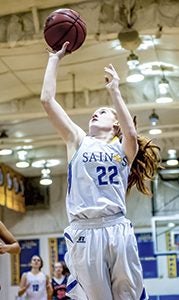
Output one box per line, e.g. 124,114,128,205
18,255,52,300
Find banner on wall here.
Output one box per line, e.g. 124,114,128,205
135,232,158,278
11,239,40,285
48,237,67,276
165,232,177,278
0,163,25,213
0,166,5,206
11,253,20,285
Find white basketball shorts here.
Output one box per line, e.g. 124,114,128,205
64,213,148,300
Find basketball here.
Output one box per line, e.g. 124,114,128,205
43,8,87,53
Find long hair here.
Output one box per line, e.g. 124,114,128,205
114,115,161,195
127,135,161,195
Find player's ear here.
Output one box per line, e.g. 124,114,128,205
113,121,122,137
133,115,137,129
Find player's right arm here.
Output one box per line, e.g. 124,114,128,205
0,221,20,255
18,273,30,297
41,42,86,160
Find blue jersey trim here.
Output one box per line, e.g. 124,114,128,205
140,287,148,300
67,162,72,194
66,279,78,293
64,232,74,243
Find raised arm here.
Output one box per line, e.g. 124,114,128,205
104,64,138,164
41,42,86,161
0,221,20,255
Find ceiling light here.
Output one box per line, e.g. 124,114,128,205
32,159,60,168
24,139,33,143
23,145,33,150
149,128,162,135
17,150,28,160
127,52,139,68
40,168,52,186
0,148,13,156
126,68,144,83
168,149,177,157
158,77,169,94
16,150,30,168
41,168,51,175
16,161,30,168
126,51,144,83
166,159,178,166
156,93,173,104
168,222,175,228
148,109,162,135
40,177,52,185
156,75,173,103
149,109,159,126
166,149,178,166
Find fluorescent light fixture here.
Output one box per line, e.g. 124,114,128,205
0,148,13,156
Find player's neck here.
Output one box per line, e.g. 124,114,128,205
31,268,40,275
90,129,114,143
54,274,64,279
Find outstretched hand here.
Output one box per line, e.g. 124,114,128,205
48,41,70,60
0,242,6,254
104,64,120,90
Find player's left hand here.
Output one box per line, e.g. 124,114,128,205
104,64,120,90
48,41,70,60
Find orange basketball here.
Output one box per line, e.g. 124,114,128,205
44,8,87,53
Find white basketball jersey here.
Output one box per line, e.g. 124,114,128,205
66,136,130,222
25,271,47,300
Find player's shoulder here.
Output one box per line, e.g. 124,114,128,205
21,272,28,279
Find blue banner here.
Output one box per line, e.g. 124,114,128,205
135,232,158,278
19,239,40,277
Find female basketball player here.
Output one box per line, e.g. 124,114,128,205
51,261,70,299
18,255,53,299
0,221,20,254
41,42,161,300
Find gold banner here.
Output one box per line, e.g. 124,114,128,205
0,166,5,206
11,253,20,285
166,231,177,278
0,163,25,213
48,238,58,276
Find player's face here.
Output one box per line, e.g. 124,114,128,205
31,255,42,269
89,107,117,135
54,262,63,275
